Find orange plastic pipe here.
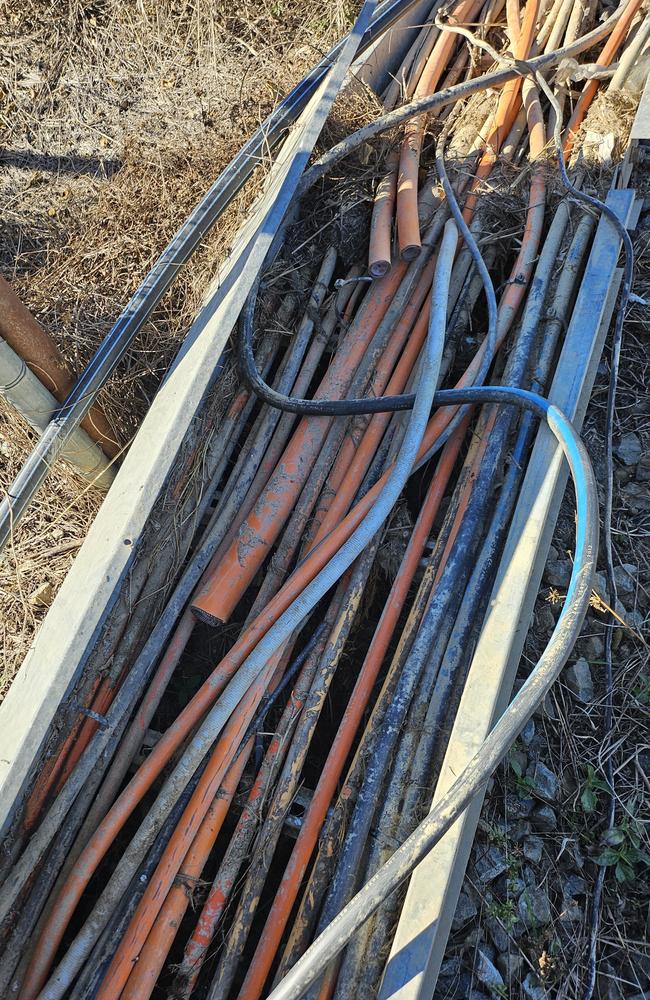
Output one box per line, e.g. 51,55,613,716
119,739,251,1000
461,0,539,221
563,0,643,154
310,282,434,548
235,421,470,1000
90,656,278,1000
191,263,408,625
20,678,102,835
174,619,333,997
308,250,440,545
397,0,483,260
368,150,399,277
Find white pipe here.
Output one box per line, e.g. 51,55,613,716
0,338,115,491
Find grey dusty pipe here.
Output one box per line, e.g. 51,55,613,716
0,337,115,490
0,276,119,458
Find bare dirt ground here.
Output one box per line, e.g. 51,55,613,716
1,2,649,998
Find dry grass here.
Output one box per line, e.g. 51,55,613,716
0,0,360,690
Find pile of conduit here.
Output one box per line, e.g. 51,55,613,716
0,0,646,997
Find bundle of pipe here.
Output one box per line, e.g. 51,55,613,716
0,0,643,997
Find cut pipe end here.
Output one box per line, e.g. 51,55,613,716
191,605,224,627
400,244,421,262
368,260,391,279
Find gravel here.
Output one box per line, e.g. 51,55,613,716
527,761,558,801
452,890,478,930
615,431,642,465
474,846,509,884
531,804,557,831
523,835,544,864
517,887,552,928
475,949,505,992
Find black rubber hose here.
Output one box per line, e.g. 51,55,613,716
236,183,497,418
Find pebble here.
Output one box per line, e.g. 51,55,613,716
435,971,472,999
613,563,637,595
506,876,526,897
532,804,557,831
521,718,535,747
559,899,583,923
486,917,510,953
506,793,534,819
538,692,559,721
527,761,558,801
475,949,505,993
518,887,552,928
564,657,594,703
523,865,538,886
562,874,587,898
522,973,549,999
28,580,54,607
622,609,646,634
439,957,461,979
536,605,557,634
497,953,523,980
475,846,508,884
452,890,478,930
545,558,572,588
615,464,635,485
615,431,642,466
623,482,650,511
513,820,533,842
523,835,544,864
582,635,604,661
637,453,650,482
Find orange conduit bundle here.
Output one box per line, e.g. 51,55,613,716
6,3,643,1000
397,0,484,259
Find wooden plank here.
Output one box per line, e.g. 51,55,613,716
379,189,637,1000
